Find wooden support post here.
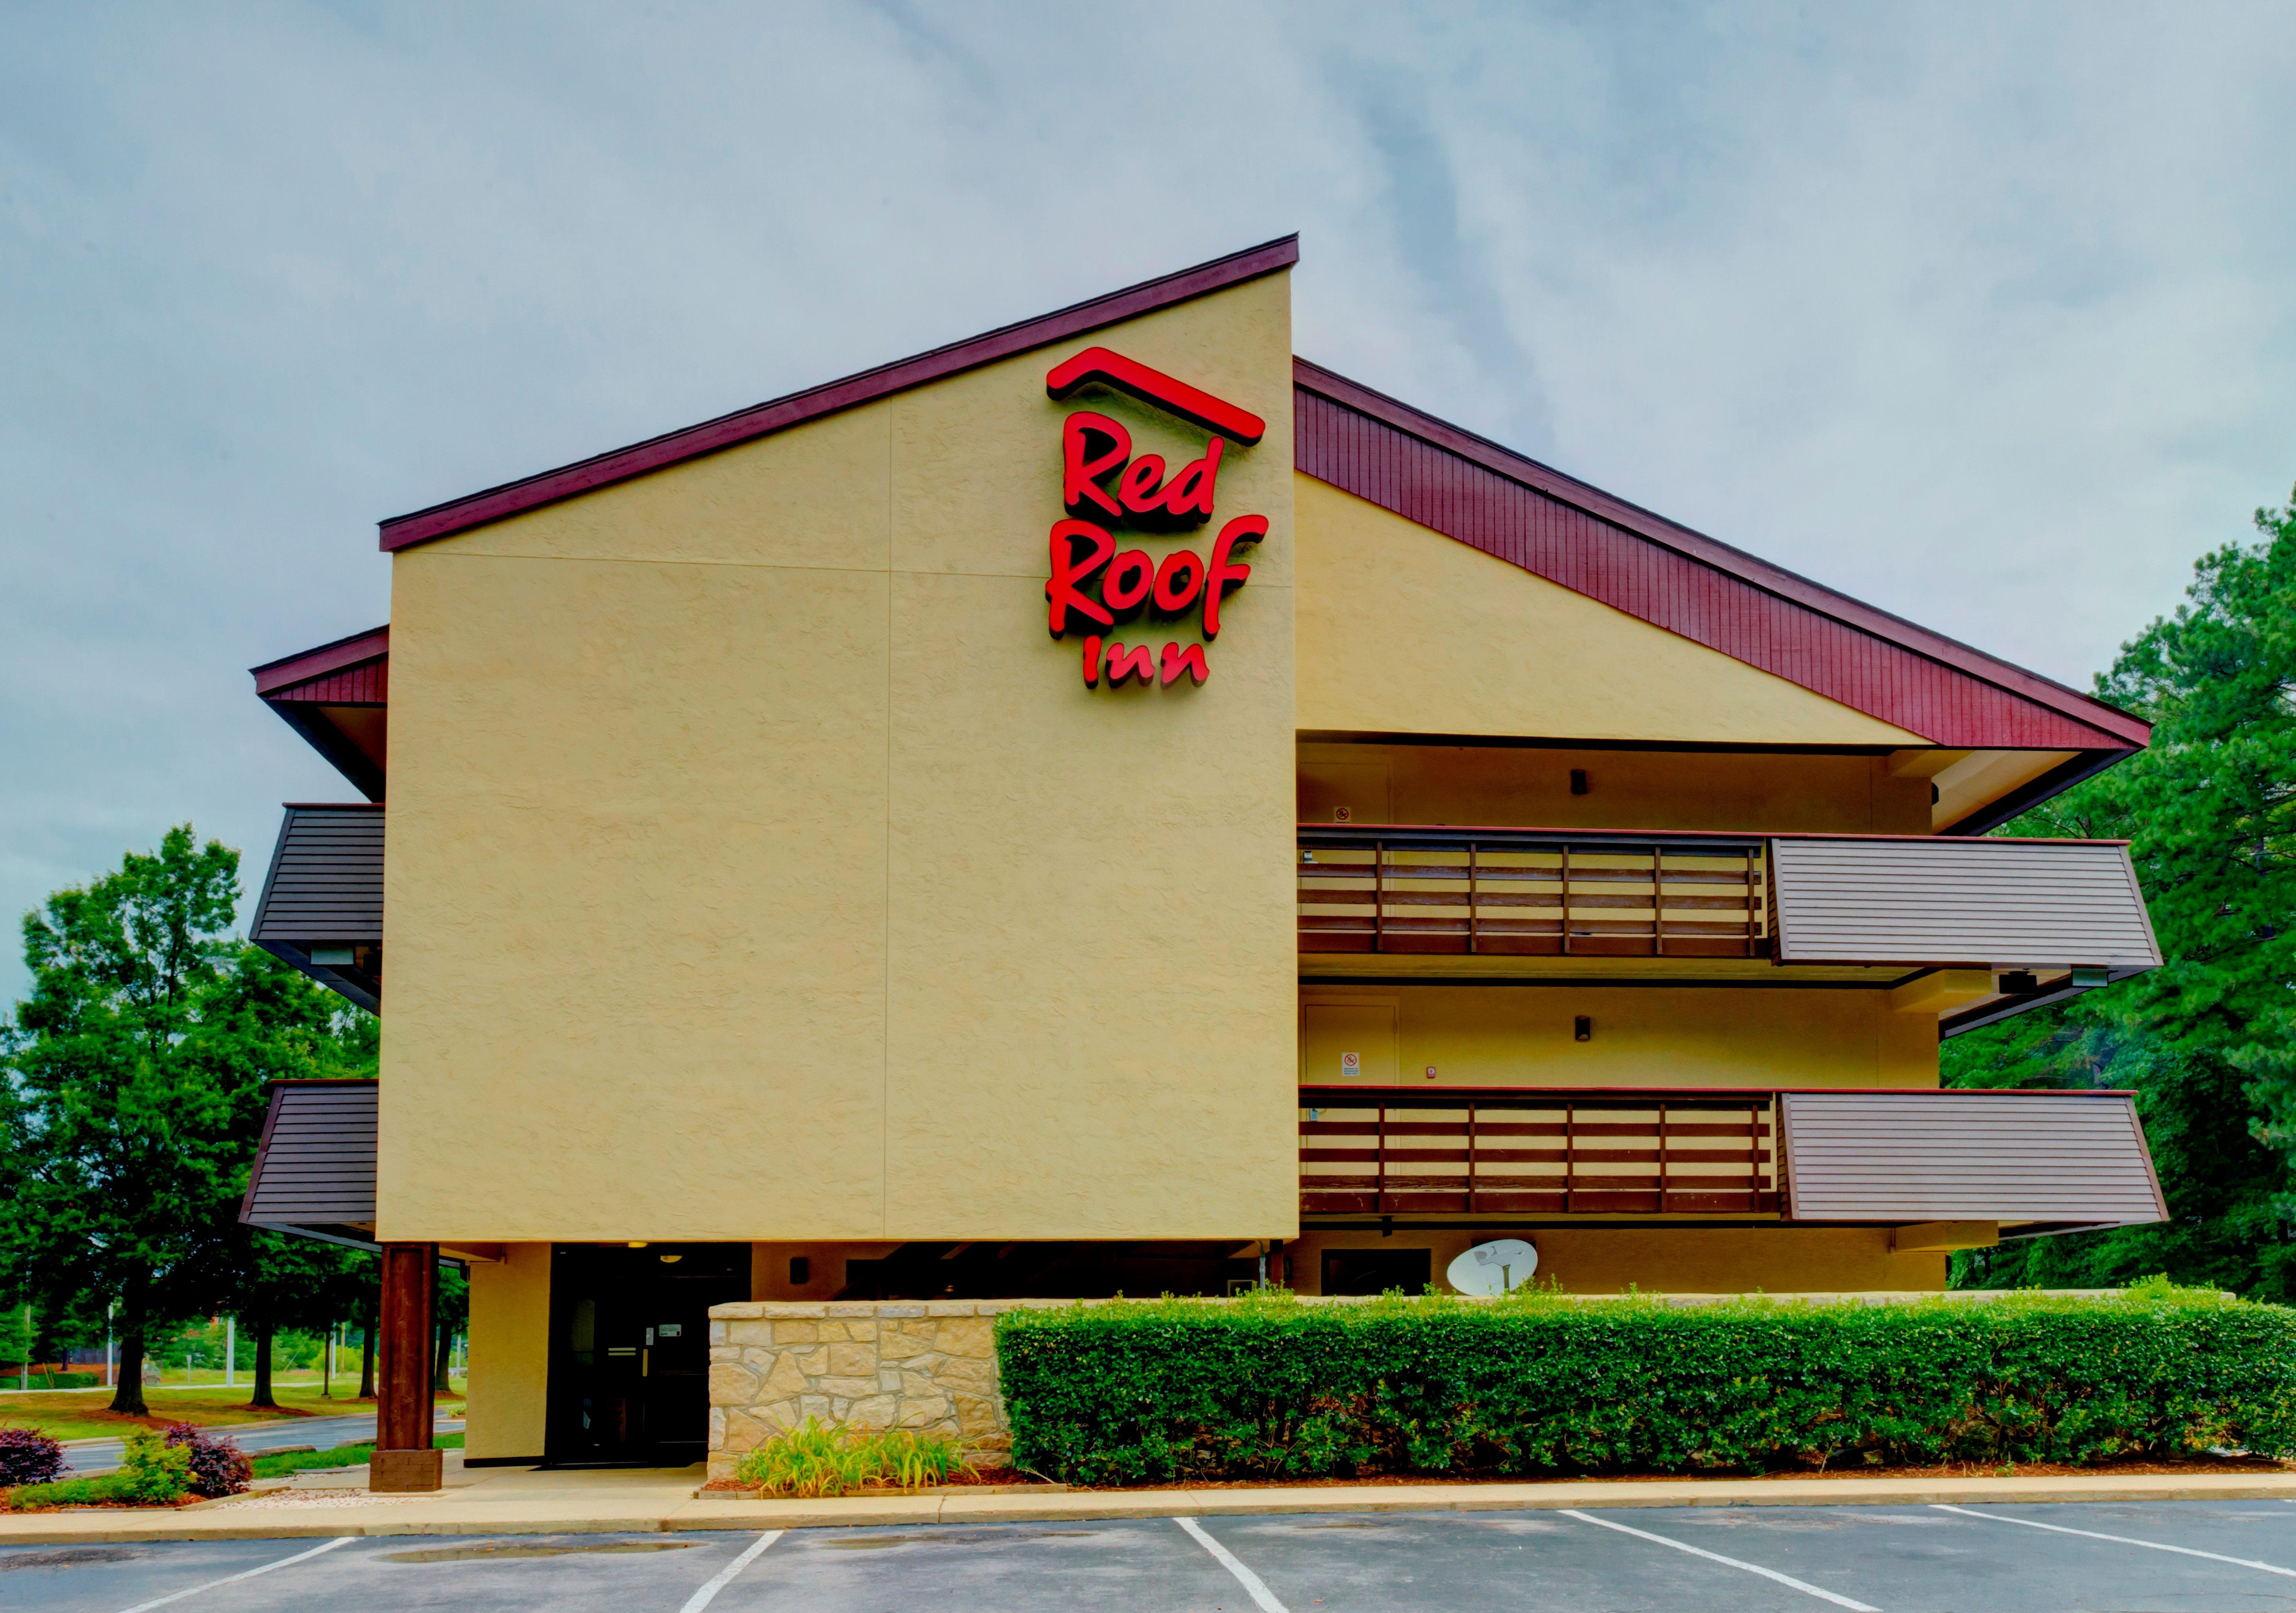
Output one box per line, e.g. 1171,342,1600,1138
1372,841,1385,953
371,1242,442,1493
1374,1105,1387,1214
1658,1102,1670,1214
1466,1103,1478,1215
1563,1103,1575,1214
1560,847,1572,954
1467,843,1479,954
1653,849,1665,957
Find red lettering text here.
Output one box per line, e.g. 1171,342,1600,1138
1116,455,1167,516
1202,515,1266,638
1081,634,1103,686
1045,520,1115,638
1160,642,1209,686
1102,549,1155,618
1156,438,1222,524
1152,550,1206,615
1104,642,1156,687
1061,412,1129,522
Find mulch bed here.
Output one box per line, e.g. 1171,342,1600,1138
1075,1454,2295,1491
696,1453,2290,1498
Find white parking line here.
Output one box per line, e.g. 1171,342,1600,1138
114,1536,353,1613
1176,1516,1290,1613
1560,1510,1882,1611
677,1530,784,1613
1932,1504,2296,1577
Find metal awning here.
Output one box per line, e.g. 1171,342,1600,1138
239,1079,379,1250
1779,1089,2166,1234
250,804,383,1012
1769,835,2161,972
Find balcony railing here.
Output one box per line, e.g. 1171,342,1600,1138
1297,825,2166,976
1299,1086,1778,1215
1298,826,1767,957
1297,1084,2172,1231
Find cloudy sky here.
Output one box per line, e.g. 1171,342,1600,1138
2,2,2292,1003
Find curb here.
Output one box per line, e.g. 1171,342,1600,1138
5,1472,2295,1545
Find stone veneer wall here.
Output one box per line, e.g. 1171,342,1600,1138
707,1300,1055,1481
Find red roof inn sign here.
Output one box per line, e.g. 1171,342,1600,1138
1041,348,1267,690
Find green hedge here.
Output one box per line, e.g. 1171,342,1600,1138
995,1280,2296,1485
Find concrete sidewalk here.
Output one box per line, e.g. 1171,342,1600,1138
6,1457,2296,1545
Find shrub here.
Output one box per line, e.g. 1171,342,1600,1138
6,1473,134,1510
115,1429,191,1504
164,1423,251,1498
0,1428,68,1487
733,1418,964,1496
996,1280,2296,1486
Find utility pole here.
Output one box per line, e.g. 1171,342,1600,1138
18,1303,27,1391
225,1317,235,1389
106,1303,114,1388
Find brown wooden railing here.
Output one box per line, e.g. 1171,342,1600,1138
1299,1086,1778,1215
1298,826,1767,958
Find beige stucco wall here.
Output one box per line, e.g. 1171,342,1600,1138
463,1243,551,1461
380,272,1298,1244
1293,478,1924,747
1299,742,1935,835
1300,985,1939,1090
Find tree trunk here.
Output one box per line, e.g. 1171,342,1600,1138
249,1313,277,1409
107,1292,147,1418
358,1320,376,1401
432,1318,451,1393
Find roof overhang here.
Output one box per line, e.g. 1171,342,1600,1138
250,626,388,801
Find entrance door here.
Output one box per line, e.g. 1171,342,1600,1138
546,1243,750,1466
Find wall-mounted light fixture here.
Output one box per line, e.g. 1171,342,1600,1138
790,1256,811,1285
1570,769,1589,796
1574,1015,1592,1042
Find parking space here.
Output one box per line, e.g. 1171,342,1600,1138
7,1500,2296,1612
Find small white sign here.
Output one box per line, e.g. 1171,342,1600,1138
1340,1050,1361,1077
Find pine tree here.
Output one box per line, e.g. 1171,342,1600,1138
1952,490,2296,1294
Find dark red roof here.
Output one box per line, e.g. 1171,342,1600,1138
1293,359,2149,755
251,625,389,699
379,236,1301,552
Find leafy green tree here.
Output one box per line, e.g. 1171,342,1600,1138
0,828,371,1414
200,945,377,1408
434,1265,469,1393
1952,489,2296,1294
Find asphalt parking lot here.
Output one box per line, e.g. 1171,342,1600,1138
8,1500,2296,1612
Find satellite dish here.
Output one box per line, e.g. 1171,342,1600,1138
1446,1238,1537,1296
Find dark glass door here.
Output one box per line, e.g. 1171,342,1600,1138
547,1243,750,1466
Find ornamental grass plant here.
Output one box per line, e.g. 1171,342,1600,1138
732,1418,964,1496
996,1279,2296,1486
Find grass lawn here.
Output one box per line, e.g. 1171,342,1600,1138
0,1382,466,1443
251,1430,465,1479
